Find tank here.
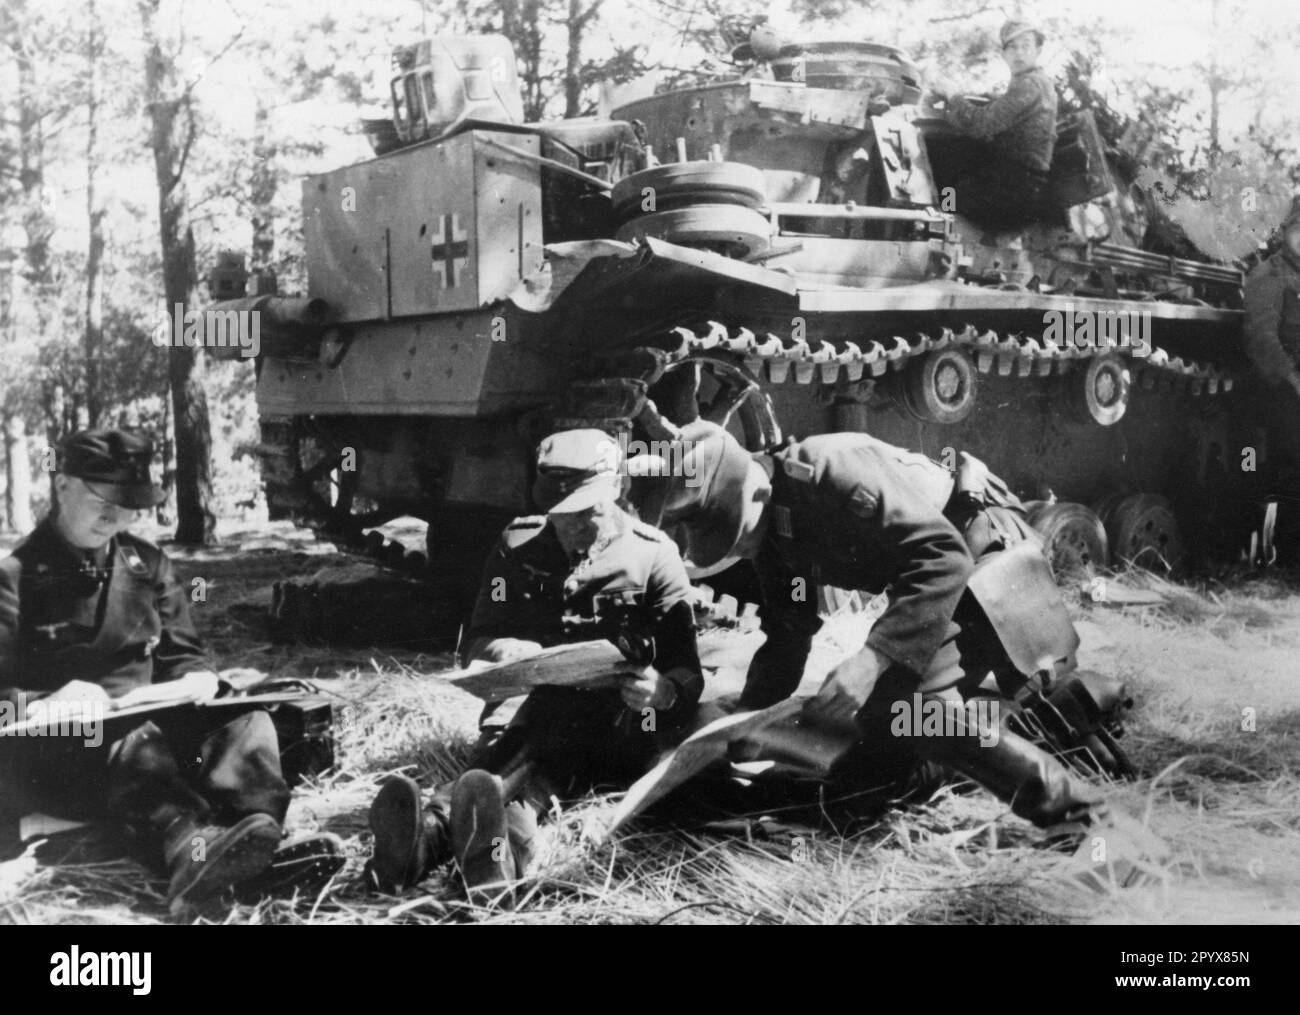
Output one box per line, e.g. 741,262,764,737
211,32,1260,614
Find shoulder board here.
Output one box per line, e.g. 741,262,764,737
630,520,669,543
774,446,815,484
501,516,547,549
117,530,162,553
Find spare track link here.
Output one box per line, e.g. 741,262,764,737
256,419,430,580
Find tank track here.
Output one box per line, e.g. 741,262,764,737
619,320,1236,396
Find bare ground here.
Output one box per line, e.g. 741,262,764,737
3,520,1299,925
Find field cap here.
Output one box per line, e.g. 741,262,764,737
1001,20,1045,48
629,420,769,570
60,429,165,509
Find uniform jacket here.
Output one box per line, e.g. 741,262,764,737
0,519,210,700
465,508,704,714
946,67,1058,173
743,434,975,708
1244,247,1300,384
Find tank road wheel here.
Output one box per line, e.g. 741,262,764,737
650,354,782,451
1025,501,1110,579
1072,352,1131,427
1103,493,1186,573
615,206,772,260
901,348,978,425
611,162,767,218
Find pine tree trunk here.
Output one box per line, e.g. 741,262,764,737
250,98,277,276
3,414,33,534
83,0,105,428
140,0,215,546
564,0,584,118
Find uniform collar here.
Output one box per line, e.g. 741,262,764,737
552,506,629,567
35,515,111,560
1282,247,1300,273
28,516,114,582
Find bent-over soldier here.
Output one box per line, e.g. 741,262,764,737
634,422,1121,838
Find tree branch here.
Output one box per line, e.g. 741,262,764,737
929,3,998,24
174,95,197,185
180,17,247,101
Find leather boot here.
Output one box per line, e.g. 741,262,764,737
367,775,450,893
504,801,539,876
236,832,347,902
916,723,1103,828
450,769,516,904
164,812,281,917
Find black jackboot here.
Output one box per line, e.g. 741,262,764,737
916,722,1104,828
915,714,1170,887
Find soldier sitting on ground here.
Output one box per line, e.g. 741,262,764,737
365,428,703,901
0,429,339,916
927,20,1058,232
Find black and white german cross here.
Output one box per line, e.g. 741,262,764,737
431,213,469,289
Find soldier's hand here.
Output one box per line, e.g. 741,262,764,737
805,646,888,725
113,670,220,710
44,680,111,704
476,638,545,664
618,665,678,711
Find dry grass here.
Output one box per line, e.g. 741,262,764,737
4,525,1300,924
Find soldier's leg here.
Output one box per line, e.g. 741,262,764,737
105,718,283,914
1260,381,1300,562
953,161,1045,234
0,725,162,863
368,691,549,893
104,721,216,850
855,664,1103,829
163,709,291,825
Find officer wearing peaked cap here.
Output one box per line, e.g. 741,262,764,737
0,429,316,916
366,428,703,901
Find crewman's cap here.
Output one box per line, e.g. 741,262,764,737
1000,20,1045,49
59,428,166,510
533,428,624,513
627,420,770,571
